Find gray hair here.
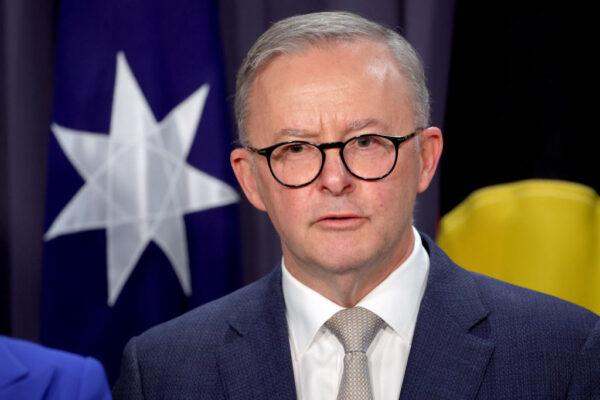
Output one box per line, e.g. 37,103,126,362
235,11,430,145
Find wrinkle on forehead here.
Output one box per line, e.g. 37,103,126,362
271,118,389,142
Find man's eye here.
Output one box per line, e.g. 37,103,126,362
286,144,305,153
356,137,373,147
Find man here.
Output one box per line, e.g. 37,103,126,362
114,12,600,399
0,335,111,399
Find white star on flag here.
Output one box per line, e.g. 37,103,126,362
45,52,239,306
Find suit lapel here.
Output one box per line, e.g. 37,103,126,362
400,236,494,400
216,236,494,400
0,338,53,399
217,268,297,400
0,339,27,389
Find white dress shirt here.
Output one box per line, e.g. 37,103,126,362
282,227,430,400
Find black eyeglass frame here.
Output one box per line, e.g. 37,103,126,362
247,129,423,188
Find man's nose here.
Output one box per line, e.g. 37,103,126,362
317,149,355,195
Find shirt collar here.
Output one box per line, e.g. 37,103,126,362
282,262,343,357
282,226,429,356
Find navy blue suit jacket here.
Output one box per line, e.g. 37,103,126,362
0,335,111,400
114,235,600,399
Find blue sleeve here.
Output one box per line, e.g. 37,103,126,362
78,357,112,400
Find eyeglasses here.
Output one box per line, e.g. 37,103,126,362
247,129,422,188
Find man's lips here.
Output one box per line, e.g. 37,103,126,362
313,213,367,229
317,213,361,221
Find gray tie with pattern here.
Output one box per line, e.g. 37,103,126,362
325,307,385,400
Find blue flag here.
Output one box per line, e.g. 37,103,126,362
42,0,241,382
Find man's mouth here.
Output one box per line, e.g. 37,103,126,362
314,213,366,229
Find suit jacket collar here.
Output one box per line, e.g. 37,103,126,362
0,337,54,399
0,339,27,389
216,232,494,400
400,233,494,400
217,267,297,400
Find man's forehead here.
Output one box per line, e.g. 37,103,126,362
259,39,398,75
241,38,416,148
249,40,407,102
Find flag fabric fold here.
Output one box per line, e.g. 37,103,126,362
42,0,241,382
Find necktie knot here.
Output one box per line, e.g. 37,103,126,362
325,307,385,353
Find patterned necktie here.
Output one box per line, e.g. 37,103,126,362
325,307,385,400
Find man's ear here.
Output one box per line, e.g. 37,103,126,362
230,148,268,211
416,127,443,193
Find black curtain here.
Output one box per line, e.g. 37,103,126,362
1,0,453,341
0,2,8,335
0,0,58,338
442,2,598,214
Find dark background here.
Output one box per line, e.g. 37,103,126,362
441,3,597,214
2,0,594,344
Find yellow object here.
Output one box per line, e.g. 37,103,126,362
437,179,600,314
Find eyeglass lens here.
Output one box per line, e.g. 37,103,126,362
269,135,397,186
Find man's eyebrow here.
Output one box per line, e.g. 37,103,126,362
273,128,319,140
272,118,385,139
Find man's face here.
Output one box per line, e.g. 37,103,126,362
232,40,441,285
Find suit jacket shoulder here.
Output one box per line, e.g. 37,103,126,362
0,335,111,400
114,267,297,400
399,234,600,399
